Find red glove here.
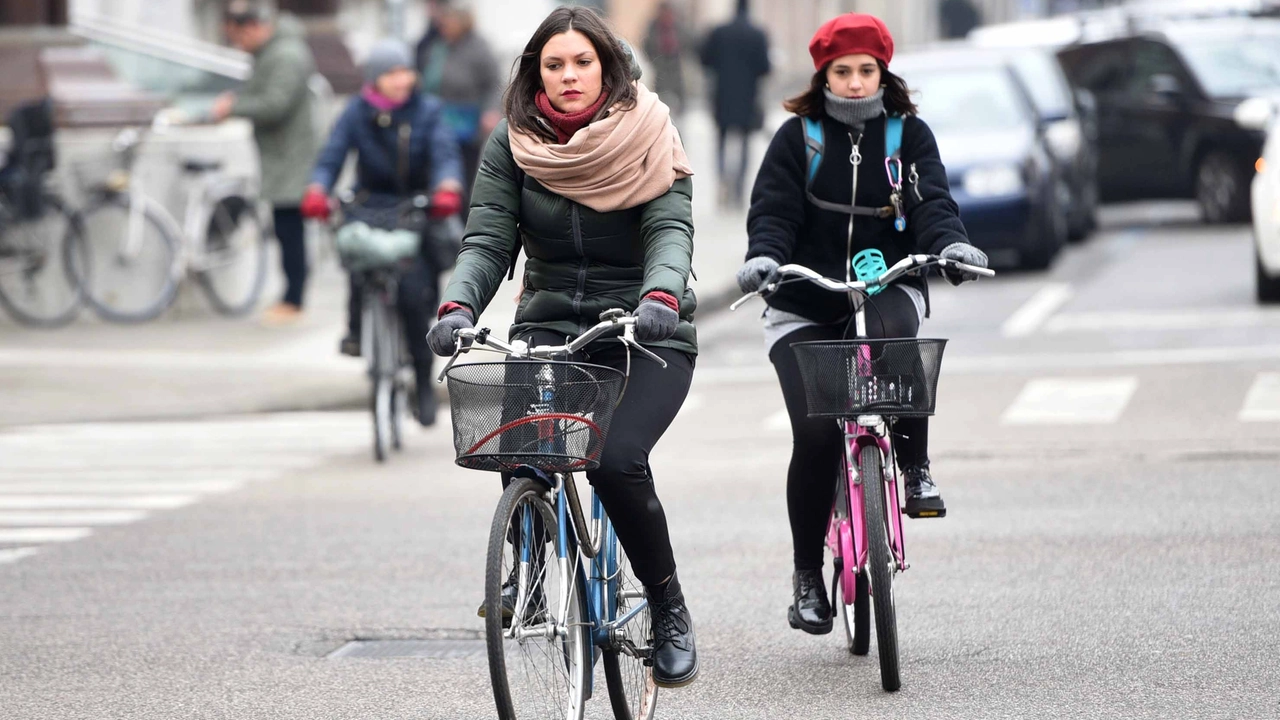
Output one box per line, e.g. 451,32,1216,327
429,189,463,218
299,187,330,221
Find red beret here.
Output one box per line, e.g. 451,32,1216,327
809,13,894,71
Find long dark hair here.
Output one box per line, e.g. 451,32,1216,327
783,61,917,118
504,6,638,143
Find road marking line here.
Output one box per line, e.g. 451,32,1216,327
0,495,197,510
0,527,93,543
1001,284,1073,338
0,470,278,483
765,409,790,431
1002,377,1138,425
0,547,39,565
0,481,242,495
1044,309,1280,333
1240,373,1280,422
0,510,148,526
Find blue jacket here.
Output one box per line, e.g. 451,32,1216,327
310,92,463,196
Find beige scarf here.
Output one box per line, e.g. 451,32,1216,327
508,83,694,213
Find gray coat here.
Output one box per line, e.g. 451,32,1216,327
232,14,318,206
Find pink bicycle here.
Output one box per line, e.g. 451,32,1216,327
732,253,993,691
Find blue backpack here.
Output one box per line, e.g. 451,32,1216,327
800,115,904,225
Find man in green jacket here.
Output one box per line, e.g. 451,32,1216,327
215,0,318,325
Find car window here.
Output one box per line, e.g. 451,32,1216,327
1176,37,1280,98
908,67,1031,133
1008,50,1072,120
1059,42,1132,96
1125,40,1192,97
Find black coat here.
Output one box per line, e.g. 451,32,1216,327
699,16,770,130
746,114,969,325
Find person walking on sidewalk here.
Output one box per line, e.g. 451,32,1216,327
738,13,988,635
644,1,694,120
301,39,464,426
699,0,770,208
414,0,501,217
425,6,701,688
214,0,318,326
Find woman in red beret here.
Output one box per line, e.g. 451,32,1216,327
737,13,989,635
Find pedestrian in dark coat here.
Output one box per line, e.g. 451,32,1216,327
738,13,989,636
699,0,770,207
644,2,695,118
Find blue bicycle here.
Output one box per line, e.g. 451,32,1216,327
440,310,667,720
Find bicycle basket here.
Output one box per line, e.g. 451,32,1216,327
445,360,625,473
791,339,947,418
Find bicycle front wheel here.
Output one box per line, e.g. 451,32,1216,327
602,519,658,720
366,296,391,463
195,195,267,317
69,194,179,323
0,193,83,328
859,444,901,691
486,477,589,720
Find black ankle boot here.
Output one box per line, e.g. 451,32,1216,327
903,463,946,519
788,568,833,634
478,565,544,627
646,572,698,688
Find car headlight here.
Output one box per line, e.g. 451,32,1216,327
1044,119,1083,162
1235,97,1276,131
963,165,1025,197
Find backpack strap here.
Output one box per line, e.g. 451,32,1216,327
885,115,904,184
802,116,894,218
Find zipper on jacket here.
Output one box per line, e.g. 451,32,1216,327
846,131,863,286
570,204,588,333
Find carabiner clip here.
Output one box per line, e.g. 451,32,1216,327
884,157,903,190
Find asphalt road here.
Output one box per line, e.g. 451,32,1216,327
2,203,1279,719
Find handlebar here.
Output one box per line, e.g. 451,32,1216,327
730,253,995,311
436,309,668,383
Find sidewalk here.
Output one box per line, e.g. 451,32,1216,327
0,107,780,426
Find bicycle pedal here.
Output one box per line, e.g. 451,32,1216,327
903,506,947,519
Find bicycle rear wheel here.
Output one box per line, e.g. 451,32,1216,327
69,194,179,323
195,195,267,317
486,477,589,720
602,519,658,720
0,193,83,328
859,444,901,691
366,295,391,463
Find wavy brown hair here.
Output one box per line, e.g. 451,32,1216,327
783,61,918,118
504,6,637,143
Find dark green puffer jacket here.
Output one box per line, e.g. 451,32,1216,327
440,119,698,356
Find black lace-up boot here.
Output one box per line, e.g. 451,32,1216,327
903,463,946,519
647,572,698,688
788,568,833,634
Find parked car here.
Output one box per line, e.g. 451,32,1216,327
968,39,1101,241
1243,104,1280,302
896,49,1067,269
1056,18,1280,223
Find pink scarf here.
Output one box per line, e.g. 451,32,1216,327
361,85,408,112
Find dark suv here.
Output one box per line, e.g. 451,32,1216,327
1057,18,1279,223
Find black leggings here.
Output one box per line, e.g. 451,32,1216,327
509,330,694,586
768,287,929,571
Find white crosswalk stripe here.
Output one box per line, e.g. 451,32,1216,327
1240,373,1280,422
1002,377,1138,425
0,412,370,566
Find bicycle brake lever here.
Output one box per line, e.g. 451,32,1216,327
436,334,475,383
619,336,668,368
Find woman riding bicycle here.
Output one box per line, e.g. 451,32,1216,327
426,6,699,688
737,14,988,635
301,39,464,425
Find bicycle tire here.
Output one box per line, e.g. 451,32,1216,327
486,477,589,720
0,193,84,328
195,195,267,317
68,193,180,323
860,444,901,691
602,519,658,720
368,297,390,463
388,313,404,452
839,566,870,656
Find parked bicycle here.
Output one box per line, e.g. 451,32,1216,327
0,98,84,328
733,253,994,691
66,110,267,323
439,310,667,720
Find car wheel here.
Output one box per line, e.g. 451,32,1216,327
1023,187,1067,270
1258,245,1280,304
1197,152,1251,224
1067,179,1099,242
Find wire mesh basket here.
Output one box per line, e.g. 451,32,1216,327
791,339,948,418
445,360,626,473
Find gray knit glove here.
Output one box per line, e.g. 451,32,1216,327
427,308,475,356
939,243,988,286
736,256,780,293
633,297,679,343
